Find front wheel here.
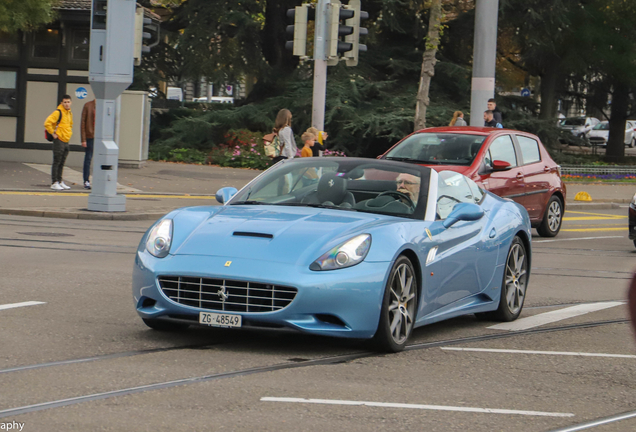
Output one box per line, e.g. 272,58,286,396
479,236,528,321
537,195,563,237
373,256,418,353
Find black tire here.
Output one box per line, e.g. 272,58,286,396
537,195,563,237
633,239,636,249
478,237,528,322
142,318,189,332
631,139,635,148
372,256,418,353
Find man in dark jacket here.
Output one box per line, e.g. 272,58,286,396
80,99,96,189
487,98,503,125
484,110,503,128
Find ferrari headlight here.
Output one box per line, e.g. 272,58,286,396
310,234,371,271
632,193,636,206
146,219,173,258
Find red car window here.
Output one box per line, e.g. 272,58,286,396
487,135,517,167
516,135,541,165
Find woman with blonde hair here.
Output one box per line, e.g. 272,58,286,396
273,108,297,159
449,111,467,126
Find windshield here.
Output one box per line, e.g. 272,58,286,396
560,118,586,126
593,122,609,130
384,133,486,166
229,158,430,219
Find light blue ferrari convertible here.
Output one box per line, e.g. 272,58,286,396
133,158,531,352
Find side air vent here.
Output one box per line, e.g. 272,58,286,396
233,231,274,239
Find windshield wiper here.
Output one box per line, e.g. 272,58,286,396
230,200,268,205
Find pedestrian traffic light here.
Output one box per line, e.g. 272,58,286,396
134,6,160,66
344,0,369,67
325,0,355,59
286,4,313,57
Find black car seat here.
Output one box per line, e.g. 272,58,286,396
302,173,356,208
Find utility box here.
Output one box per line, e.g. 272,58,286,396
117,90,151,168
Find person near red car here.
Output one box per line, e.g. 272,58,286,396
380,126,566,237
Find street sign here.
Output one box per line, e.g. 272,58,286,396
521,88,531,97
75,87,88,99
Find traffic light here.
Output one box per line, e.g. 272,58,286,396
285,4,313,57
344,0,369,67
134,6,160,66
325,0,354,59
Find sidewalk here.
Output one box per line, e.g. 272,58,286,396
0,160,260,220
0,160,633,220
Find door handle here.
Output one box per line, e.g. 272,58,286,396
489,228,496,238
544,166,550,172
516,172,524,180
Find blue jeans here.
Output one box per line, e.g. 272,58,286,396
83,138,94,183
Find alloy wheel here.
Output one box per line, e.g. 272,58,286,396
387,262,416,345
504,243,527,315
547,200,562,233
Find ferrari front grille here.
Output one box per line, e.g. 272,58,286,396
157,276,297,313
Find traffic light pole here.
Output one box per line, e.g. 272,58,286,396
312,0,329,132
469,0,499,126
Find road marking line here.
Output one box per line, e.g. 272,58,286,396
24,163,141,193
0,301,46,311
534,236,623,243
441,347,636,359
488,301,625,331
566,210,625,218
260,397,574,417
563,216,626,221
561,228,626,232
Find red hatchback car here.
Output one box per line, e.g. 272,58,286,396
380,127,567,237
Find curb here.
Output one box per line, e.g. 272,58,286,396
0,208,166,221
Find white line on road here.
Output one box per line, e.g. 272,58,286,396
0,301,46,311
260,397,574,417
441,347,636,359
488,301,625,331
534,236,624,243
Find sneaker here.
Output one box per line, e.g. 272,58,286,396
59,181,71,190
84,181,91,190
51,182,63,191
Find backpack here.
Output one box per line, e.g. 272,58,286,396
263,133,281,158
45,109,62,142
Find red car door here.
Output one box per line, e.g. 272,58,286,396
476,134,525,206
515,134,551,221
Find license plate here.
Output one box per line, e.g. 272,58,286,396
199,312,242,328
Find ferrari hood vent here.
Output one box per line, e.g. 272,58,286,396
233,231,274,239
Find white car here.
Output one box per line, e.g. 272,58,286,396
587,121,636,148
558,117,600,138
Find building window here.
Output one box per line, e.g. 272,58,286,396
0,32,19,58
32,29,59,59
0,70,17,113
69,29,90,62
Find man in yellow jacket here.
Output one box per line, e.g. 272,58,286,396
44,95,74,190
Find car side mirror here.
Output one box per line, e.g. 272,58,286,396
215,187,238,204
443,203,485,228
492,160,511,171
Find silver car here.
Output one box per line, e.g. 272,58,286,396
558,117,600,138
587,121,636,148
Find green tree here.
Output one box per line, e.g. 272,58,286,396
0,0,57,33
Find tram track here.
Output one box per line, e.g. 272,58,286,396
0,318,628,420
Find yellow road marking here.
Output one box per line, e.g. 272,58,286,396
563,216,626,221
566,210,625,219
561,228,627,232
0,191,213,199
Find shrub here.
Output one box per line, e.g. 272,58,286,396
206,129,271,170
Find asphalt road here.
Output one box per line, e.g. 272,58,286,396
0,207,635,432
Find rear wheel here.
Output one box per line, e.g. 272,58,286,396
142,318,189,332
373,256,418,353
630,138,635,148
537,195,563,237
479,237,528,321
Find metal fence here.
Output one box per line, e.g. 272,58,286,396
560,165,636,176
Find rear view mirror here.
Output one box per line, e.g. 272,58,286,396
492,160,511,171
215,187,238,204
443,203,485,228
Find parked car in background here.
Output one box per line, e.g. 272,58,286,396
587,121,636,148
557,116,600,138
629,192,636,247
380,127,567,237
193,96,234,104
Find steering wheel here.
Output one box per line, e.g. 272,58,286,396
437,194,462,204
377,190,415,209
